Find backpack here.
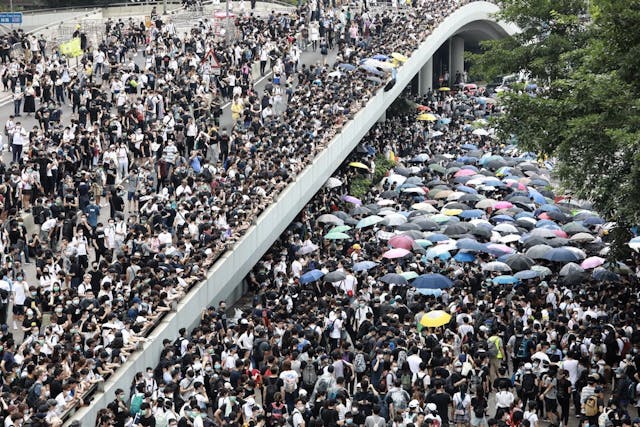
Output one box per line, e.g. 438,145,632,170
454,395,466,416
401,373,412,391
628,381,637,401
487,337,499,358
354,353,367,373
26,381,41,408
283,372,298,393
521,373,536,395
397,349,408,368
584,395,599,417
130,392,144,415
266,377,280,400
517,338,531,359
302,362,317,386
316,377,330,394
271,402,286,420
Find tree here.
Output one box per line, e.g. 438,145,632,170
469,0,640,255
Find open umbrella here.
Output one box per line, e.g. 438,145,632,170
525,244,552,259
317,214,344,225
353,261,379,272
504,254,535,272
324,232,351,240
300,269,324,284
482,261,512,272
400,271,419,280
380,273,409,285
581,256,605,269
492,275,519,285
296,243,319,255
342,195,363,206
324,271,347,282
389,235,415,250
515,270,541,280
325,177,343,189
420,310,451,327
531,265,553,277
356,215,385,229
544,247,585,262
383,248,412,259
559,262,585,277
413,273,453,289
349,162,370,170
328,225,351,234
417,113,437,121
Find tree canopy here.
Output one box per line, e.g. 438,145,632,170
469,0,640,254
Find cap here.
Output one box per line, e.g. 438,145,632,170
409,399,420,408
426,403,437,412
132,297,142,304
224,382,233,390
524,363,532,371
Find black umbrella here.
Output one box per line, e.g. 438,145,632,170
381,190,399,199
380,273,409,285
504,254,535,272
413,220,440,231
443,223,470,236
397,223,422,231
324,271,347,282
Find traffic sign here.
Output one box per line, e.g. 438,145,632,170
0,12,23,25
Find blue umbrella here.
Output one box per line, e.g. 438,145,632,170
454,252,476,263
416,288,443,297
583,216,604,226
337,63,356,71
528,188,547,204
458,156,479,164
373,54,389,60
456,238,486,252
413,273,454,289
439,118,451,125
536,219,560,229
460,143,477,150
515,270,540,280
543,247,582,262
353,261,379,272
592,268,620,282
426,233,449,242
455,185,478,194
492,215,516,223
536,204,561,213
459,209,484,219
300,269,324,284
492,275,519,285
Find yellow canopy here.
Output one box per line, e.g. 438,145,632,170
417,113,437,122
349,162,370,170
420,310,451,327
391,52,408,63
438,87,451,92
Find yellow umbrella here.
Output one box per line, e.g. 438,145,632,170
417,113,437,122
443,209,463,216
438,87,451,92
391,52,408,63
349,162,370,170
420,310,451,327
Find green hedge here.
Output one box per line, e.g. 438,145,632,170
348,155,396,198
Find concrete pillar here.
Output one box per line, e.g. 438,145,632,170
419,57,433,95
449,36,465,85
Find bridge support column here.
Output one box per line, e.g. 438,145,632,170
449,36,465,85
419,57,433,95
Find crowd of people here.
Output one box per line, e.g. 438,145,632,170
0,0,489,425
92,84,640,427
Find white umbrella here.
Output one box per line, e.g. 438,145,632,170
482,261,512,272
472,128,489,136
325,177,343,189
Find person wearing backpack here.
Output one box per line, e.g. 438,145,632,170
353,347,368,381
452,384,471,427
487,331,505,384
301,360,318,393
583,386,604,426
519,363,538,408
279,360,300,413
263,366,283,410
269,392,289,426
516,330,535,365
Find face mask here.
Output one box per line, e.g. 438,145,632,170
550,345,557,351
55,308,63,313
27,310,34,316
214,363,221,370
54,287,60,292
17,277,23,281
346,419,353,424
351,409,358,414
31,292,37,296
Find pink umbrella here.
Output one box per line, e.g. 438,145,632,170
581,256,605,269
553,229,568,238
486,243,516,255
506,181,527,191
342,195,362,206
382,248,412,259
494,201,514,209
389,235,415,250
454,169,476,177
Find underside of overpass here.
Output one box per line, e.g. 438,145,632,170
412,19,513,94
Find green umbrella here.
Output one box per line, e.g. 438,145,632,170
324,232,351,240
356,215,385,229
429,164,447,174
400,271,419,280
430,214,451,223
328,225,352,234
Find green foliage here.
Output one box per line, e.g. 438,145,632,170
373,155,395,183
471,0,640,252
349,177,372,199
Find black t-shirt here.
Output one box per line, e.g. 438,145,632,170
471,396,487,417
139,413,156,426
428,392,452,422
320,407,340,427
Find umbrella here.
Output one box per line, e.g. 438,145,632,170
454,252,476,262
383,248,412,259
296,243,319,255
413,273,453,289
456,238,486,252
417,113,437,121
324,271,347,282
482,261,512,272
438,87,451,91
581,256,605,269
472,128,489,136
324,232,351,240
389,235,415,250
544,247,585,262
514,270,540,280
504,254,535,272
356,215,384,228
391,52,408,62
353,261,379,272
526,244,552,259
420,310,451,327
559,262,585,277
342,195,363,206
531,265,553,277
570,232,595,243
325,177,343,189
400,271,419,280
337,63,356,71
382,214,408,226
459,209,484,219
380,273,409,285
317,214,344,225
349,162,370,170
328,225,351,234
629,236,640,251
592,268,620,282
300,269,324,284
492,275,519,285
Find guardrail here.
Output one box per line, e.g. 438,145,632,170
63,2,510,425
